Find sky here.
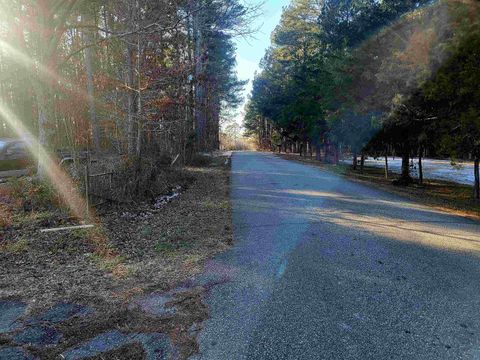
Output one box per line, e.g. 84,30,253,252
233,0,291,127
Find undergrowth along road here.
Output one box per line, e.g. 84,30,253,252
0,153,233,358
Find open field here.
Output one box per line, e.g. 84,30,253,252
277,153,480,219
341,157,476,186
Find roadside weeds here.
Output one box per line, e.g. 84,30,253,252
0,154,233,358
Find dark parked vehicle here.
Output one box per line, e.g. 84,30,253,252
0,139,33,171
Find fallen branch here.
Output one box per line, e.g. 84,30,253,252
171,154,180,167
40,225,94,233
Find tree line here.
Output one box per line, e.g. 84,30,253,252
0,0,256,177
244,0,480,198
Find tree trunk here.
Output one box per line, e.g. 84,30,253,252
474,158,479,200
35,82,53,179
126,45,136,156
37,98,49,179
399,151,413,184
134,0,143,194
384,154,389,179
135,76,142,157
352,152,357,170
135,20,142,158
83,20,100,152
187,9,195,150
360,153,365,174
193,6,206,151
333,144,339,164
418,149,423,185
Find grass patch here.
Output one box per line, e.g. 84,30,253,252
0,204,12,228
188,154,212,167
0,159,33,171
9,177,64,212
202,199,229,210
13,210,60,228
0,238,29,254
140,225,153,238
71,227,95,239
91,253,125,271
155,240,192,254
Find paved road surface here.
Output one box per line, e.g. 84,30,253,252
192,152,480,360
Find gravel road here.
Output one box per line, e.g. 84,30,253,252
192,151,480,360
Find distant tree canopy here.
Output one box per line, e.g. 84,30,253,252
245,0,480,198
